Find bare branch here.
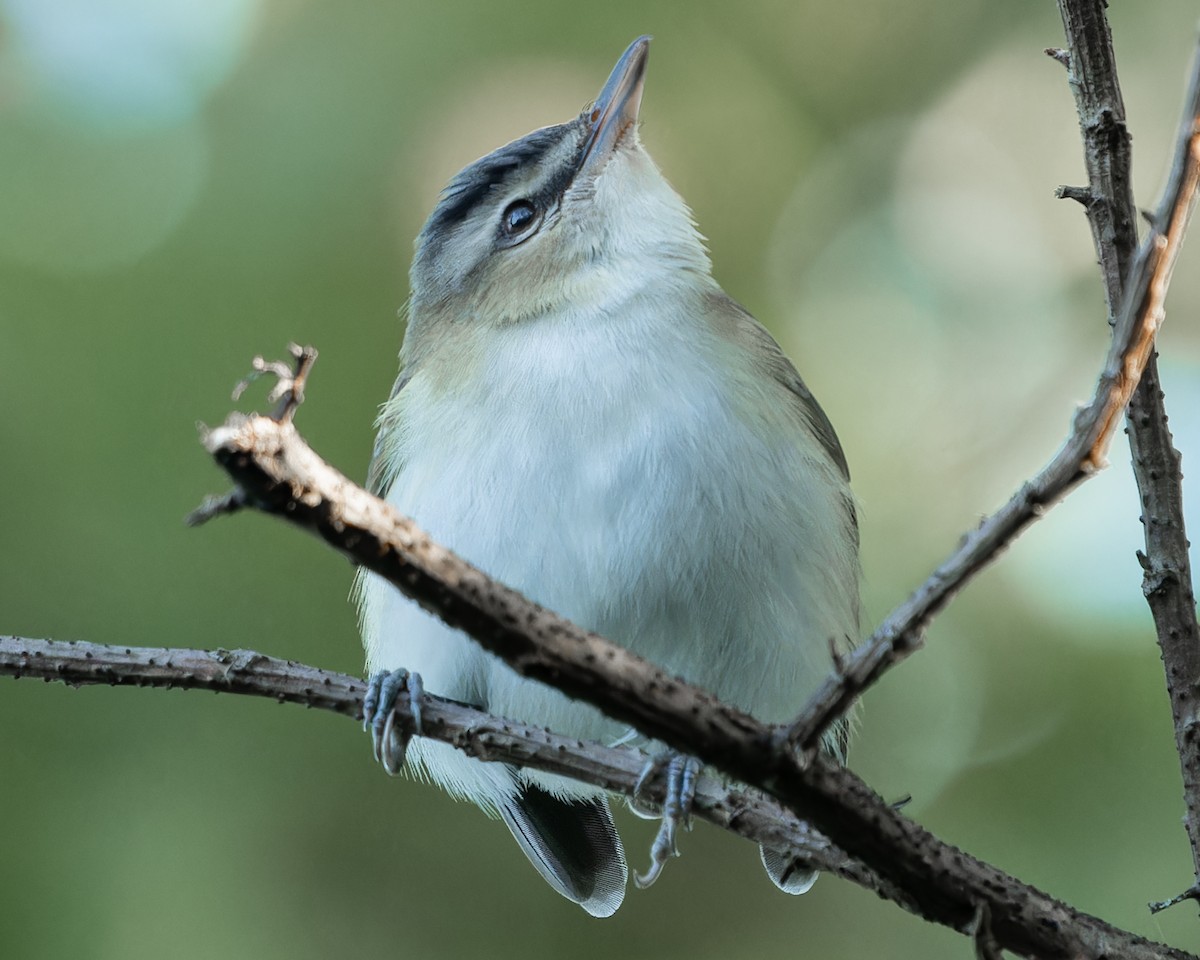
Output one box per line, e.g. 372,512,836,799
0,635,896,905
192,408,1194,960
231,342,317,425
1151,884,1200,916
1045,47,1072,70
185,488,246,526
1056,183,1094,205
1055,0,1200,901
782,26,1200,758
1055,0,1139,306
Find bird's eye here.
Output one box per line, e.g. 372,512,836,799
500,199,540,240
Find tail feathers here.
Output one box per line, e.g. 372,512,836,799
500,786,627,917
759,729,844,894
760,845,819,895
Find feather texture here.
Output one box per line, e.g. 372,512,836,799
500,785,627,918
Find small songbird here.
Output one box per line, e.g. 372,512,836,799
355,36,859,917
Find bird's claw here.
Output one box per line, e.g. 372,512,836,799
362,668,424,776
633,753,701,888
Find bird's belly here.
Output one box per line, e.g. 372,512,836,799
367,390,836,744
360,314,855,808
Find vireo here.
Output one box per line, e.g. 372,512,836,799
356,35,860,917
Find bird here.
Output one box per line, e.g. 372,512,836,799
354,35,860,917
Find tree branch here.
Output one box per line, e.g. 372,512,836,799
1054,0,1139,305
0,634,897,906
784,29,1200,751
1054,0,1200,907
188,407,1193,960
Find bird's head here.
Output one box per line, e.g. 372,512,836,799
408,36,709,334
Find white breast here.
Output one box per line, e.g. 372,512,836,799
358,285,855,805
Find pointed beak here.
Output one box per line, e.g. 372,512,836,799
577,36,651,177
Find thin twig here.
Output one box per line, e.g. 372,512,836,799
184,488,246,527
190,344,319,527
231,342,317,425
0,635,896,905
192,410,1194,960
1055,0,1200,907
782,29,1200,756
1151,884,1200,916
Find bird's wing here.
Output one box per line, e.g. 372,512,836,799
712,290,851,482
499,784,627,918
365,369,411,497
709,290,857,541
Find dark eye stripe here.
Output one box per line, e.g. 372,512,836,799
424,127,564,234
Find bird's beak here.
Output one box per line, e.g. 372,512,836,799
577,36,650,177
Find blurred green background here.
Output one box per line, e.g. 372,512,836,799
2,0,1200,957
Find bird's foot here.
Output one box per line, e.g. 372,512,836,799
362,668,425,776
632,753,701,888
